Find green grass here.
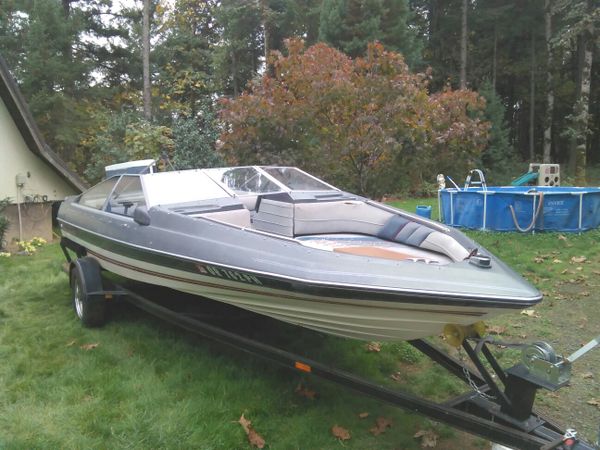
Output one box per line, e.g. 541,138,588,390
2,209,600,447
0,244,476,449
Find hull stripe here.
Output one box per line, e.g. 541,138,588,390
87,249,486,317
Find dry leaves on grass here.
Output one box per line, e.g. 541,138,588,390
534,256,544,264
358,412,370,419
571,256,587,264
80,343,99,351
582,372,594,379
295,383,317,400
487,325,506,335
587,399,600,409
558,234,568,241
414,429,439,448
390,371,402,382
331,425,351,441
366,341,381,352
238,414,266,449
66,340,76,347
369,416,393,436
552,259,563,264
521,310,540,318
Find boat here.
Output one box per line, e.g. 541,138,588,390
57,164,542,341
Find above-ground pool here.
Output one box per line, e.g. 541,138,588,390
439,186,600,232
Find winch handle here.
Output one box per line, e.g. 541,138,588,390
566,335,600,364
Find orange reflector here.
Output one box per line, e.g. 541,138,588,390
294,361,311,373
104,293,113,300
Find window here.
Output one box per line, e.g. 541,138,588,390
78,178,119,210
263,167,335,191
106,176,145,217
219,167,281,194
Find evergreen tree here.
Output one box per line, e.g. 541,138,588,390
319,0,420,65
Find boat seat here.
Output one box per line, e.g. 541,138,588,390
378,215,470,262
293,200,393,236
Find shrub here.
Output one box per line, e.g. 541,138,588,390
0,198,10,251
219,39,489,197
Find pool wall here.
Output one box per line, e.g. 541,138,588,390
439,186,600,232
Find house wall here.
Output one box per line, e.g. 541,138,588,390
2,203,53,251
0,98,75,203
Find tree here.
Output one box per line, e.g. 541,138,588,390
319,0,421,65
220,40,488,196
142,0,152,120
172,104,223,170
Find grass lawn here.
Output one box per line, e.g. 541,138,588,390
1,202,600,448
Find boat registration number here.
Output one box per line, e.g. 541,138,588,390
196,264,263,286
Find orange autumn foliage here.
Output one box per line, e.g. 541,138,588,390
220,39,489,196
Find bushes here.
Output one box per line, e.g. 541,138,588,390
0,198,10,251
219,39,489,197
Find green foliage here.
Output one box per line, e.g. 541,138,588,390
172,104,224,170
319,0,421,65
0,198,10,251
478,81,519,184
220,40,489,197
83,111,173,183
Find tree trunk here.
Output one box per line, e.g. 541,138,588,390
459,0,467,89
231,50,239,97
542,0,553,163
260,0,270,73
142,0,152,121
529,29,536,162
574,33,592,184
492,25,497,91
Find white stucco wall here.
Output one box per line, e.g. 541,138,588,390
0,98,76,203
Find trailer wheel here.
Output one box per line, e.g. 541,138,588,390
70,257,106,327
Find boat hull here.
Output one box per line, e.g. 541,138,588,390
63,229,512,341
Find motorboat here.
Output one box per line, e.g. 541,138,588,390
57,165,542,341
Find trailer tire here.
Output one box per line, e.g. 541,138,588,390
70,257,106,327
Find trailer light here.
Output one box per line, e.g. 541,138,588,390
294,361,311,373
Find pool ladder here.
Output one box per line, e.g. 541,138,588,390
464,169,487,191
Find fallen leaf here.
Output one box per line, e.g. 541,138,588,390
519,334,527,339
366,342,381,352
582,372,594,379
369,416,393,436
558,234,567,241
552,259,562,264
295,383,317,400
248,429,265,448
580,291,590,297
66,340,76,347
571,256,587,264
546,392,560,398
80,343,99,351
561,269,570,275
390,371,402,382
238,414,252,434
587,399,600,408
414,429,439,448
533,257,544,264
487,325,506,335
358,412,370,419
521,310,539,318
593,271,600,276
238,414,265,449
331,425,351,441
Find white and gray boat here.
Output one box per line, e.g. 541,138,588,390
57,165,542,341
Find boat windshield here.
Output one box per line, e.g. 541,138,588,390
206,167,282,195
261,167,336,191
205,166,337,194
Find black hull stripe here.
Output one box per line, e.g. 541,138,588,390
60,221,539,309
88,249,486,317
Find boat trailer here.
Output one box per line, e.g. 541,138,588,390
61,238,598,450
